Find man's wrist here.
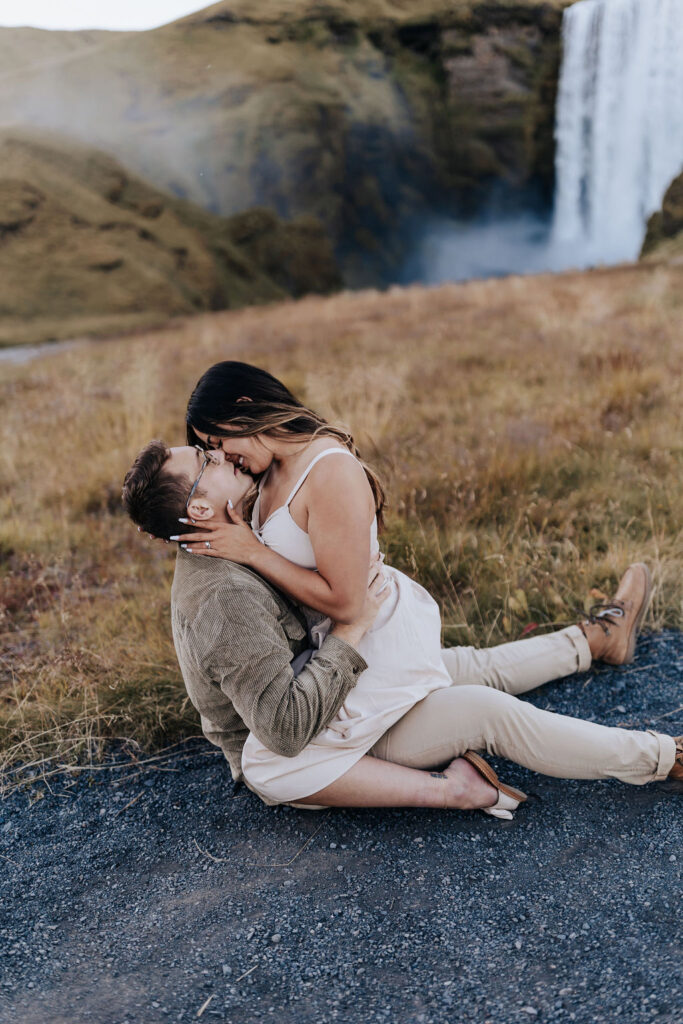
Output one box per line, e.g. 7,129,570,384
320,632,368,677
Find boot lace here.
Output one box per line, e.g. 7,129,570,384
579,601,626,635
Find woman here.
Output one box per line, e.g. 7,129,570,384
173,361,680,813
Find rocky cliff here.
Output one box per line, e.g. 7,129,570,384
0,130,340,346
640,170,683,265
0,1,573,285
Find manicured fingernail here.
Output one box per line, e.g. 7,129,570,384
178,518,189,524
180,544,188,549
169,535,180,541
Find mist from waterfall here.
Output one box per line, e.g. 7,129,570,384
406,0,683,285
551,0,683,266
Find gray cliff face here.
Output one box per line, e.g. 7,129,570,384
0,2,568,285
369,5,563,194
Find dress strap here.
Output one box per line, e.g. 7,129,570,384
284,448,357,507
251,466,271,524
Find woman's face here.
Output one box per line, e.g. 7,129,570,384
192,427,274,476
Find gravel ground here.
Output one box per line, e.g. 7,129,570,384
1,631,682,1024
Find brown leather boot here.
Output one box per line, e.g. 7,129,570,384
578,563,652,665
668,737,683,782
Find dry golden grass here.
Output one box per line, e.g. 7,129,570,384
1,261,682,781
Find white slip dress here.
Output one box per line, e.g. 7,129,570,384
240,447,453,805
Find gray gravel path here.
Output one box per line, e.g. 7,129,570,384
1,631,682,1024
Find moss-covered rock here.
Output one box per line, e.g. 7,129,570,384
0,1,573,286
0,130,340,346
386,13,564,202
640,171,683,264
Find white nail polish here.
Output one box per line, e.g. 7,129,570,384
169,536,180,542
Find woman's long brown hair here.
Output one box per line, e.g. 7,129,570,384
186,361,385,523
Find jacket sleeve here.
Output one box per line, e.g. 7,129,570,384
204,584,367,757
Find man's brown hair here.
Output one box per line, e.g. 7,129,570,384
122,440,199,540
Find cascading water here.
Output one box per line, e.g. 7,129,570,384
401,0,683,284
551,0,683,266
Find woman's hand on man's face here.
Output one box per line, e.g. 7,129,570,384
171,504,262,565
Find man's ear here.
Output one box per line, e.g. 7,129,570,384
186,498,216,521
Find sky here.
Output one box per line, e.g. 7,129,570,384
0,2,209,31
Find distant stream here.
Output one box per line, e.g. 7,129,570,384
0,339,81,366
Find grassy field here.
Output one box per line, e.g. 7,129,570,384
1,261,682,784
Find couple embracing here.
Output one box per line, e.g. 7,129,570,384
122,361,683,817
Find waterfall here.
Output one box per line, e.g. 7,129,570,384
552,0,683,266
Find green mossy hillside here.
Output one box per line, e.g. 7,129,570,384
0,130,340,347
176,1,572,27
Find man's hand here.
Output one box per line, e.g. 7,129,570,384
332,562,390,649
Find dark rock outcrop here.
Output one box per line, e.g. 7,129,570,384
640,170,683,264
0,130,340,346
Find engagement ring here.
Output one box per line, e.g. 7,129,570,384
205,541,211,549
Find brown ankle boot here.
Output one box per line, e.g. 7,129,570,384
579,563,652,665
668,737,683,782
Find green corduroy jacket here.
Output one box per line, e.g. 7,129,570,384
171,549,367,782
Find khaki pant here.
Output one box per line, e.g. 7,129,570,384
370,626,675,785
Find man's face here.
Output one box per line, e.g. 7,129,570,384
168,446,254,521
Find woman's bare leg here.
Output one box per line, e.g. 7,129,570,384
295,755,497,809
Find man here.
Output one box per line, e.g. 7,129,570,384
122,441,682,811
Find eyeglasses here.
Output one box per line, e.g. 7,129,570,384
186,445,219,510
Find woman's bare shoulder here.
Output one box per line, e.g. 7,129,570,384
304,446,373,507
